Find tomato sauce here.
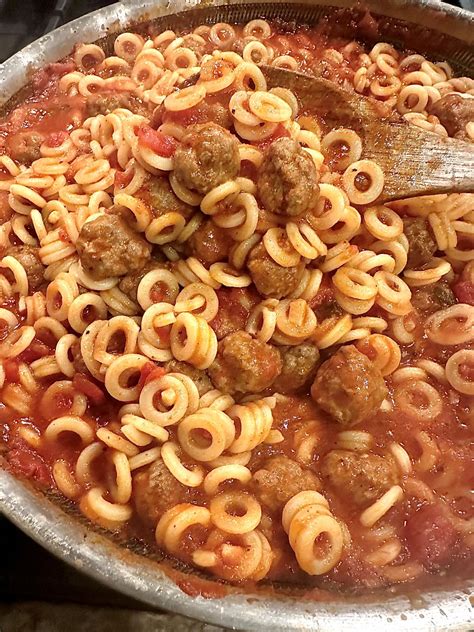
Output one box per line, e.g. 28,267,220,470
0,16,472,597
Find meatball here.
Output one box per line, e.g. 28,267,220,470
404,217,437,269
186,219,233,264
118,257,166,302
247,242,304,299
133,458,188,527
210,287,259,340
173,123,240,194
0,192,13,225
257,137,319,217
86,92,150,117
321,449,399,506
273,343,320,394
6,130,45,165
411,279,456,315
208,331,282,394
429,93,474,138
164,359,212,396
6,245,44,291
252,455,321,512
77,213,151,280
311,345,387,426
147,175,194,220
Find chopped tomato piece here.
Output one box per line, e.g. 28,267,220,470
139,362,166,388
137,124,178,157
8,447,51,487
453,281,474,306
405,503,457,569
163,106,202,127
157,326,171,346
3,358,20,382
72,373,106,406
309,275,335,309
115,168,133,190
18,340,52,363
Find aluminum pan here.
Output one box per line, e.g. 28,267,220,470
0,1,473,629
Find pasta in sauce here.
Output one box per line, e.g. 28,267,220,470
0,17,473,592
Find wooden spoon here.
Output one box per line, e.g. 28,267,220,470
262,66,474,203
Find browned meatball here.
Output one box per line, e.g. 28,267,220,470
429,93,474,138
133,458,188,527
86,92,150,117
247,241,304,299
6,130,45,165
252,456,321,512
404,217,437,269
118,257,166,302
185,219,233,264
6,245,44,291
0,192,13,225
411,279,456,315
147,175,194,220
273,343,320,394
311,345,387,426
164,359,212,396
77,214,151,280
321,450,399,506
208,331,282,394
173,123,240,194
257,137,319,217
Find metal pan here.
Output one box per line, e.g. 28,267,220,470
0,1,473,629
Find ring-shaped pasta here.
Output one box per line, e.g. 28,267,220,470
309,183,346,231
425,303,474,345
357,334,402,376
248,91,292,123
360,485,404,528
321,129,363,171
68,292,108,334
164,84,207,112
203,464,252,495
364,206,404,241
0,325,35,359
210,491,262,534
82,487,132,523
139,373,199,426
156,503,211,554
104,353,149,402
275,299,317,340
263,227,301,268
209,263,252,288
333,267,378,301
170,312,218,370
342,160,384,205
177,408,235,462
44,415,94,445
175,283,219,322
394,380,443,420
445,349,474,395
161,441,205,487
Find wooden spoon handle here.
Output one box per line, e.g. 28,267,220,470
262,66,474,203
366,122,474,202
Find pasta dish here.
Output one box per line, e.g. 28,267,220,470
0,16,473,592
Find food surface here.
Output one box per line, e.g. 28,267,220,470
0,17,473,593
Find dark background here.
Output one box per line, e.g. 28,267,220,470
0,0,466,63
